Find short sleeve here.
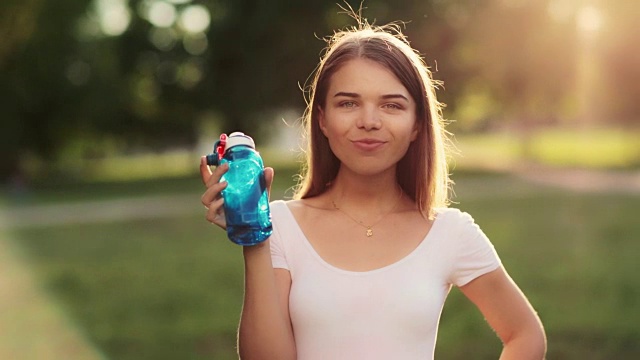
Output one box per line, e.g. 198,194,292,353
448,210,501,287
269,201,290,270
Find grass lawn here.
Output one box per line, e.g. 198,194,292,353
5,170,640,359
437,176,640,359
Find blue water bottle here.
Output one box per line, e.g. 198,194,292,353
206,132,272,246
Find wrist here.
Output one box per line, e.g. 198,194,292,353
242,239,271,256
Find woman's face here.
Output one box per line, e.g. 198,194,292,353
319,58,418,176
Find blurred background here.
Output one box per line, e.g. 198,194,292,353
0,0,638,359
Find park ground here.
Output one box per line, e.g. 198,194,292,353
0,165,638,359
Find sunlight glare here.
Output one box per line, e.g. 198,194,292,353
577,5,603,35
547,0,573,23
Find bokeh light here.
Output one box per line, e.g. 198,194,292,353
149,27,179,51
183,32,208,56
96,0,131,36
178,5,211,34
146,1,177,28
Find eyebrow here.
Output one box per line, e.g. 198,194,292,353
333,92,409,101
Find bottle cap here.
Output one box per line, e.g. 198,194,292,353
225,132,255,151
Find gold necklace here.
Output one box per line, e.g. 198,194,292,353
331,188,403,237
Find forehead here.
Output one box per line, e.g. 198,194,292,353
327,58,409,95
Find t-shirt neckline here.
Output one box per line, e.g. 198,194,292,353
277,200,443,276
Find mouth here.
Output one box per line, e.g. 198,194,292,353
351,139,386,151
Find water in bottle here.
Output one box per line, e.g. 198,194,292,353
206,132,272,246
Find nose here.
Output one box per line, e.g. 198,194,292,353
357,105,382,130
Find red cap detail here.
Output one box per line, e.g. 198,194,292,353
216,133,227,160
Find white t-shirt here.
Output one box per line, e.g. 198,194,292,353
269,200,501,360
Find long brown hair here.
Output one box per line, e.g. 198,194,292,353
293,21,452,219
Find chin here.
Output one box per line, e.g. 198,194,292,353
345,162,397,177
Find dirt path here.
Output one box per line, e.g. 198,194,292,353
514,166,640,194
1,168,637,230
0,233,105,360
0,193,202,229
0,193,201,359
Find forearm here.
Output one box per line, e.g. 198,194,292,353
460,268,546,360
238,241,296,360
499,327,547,360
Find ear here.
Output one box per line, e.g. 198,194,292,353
318,107,328,136
410,122,419,142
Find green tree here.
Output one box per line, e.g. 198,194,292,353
5,0,635,182
0,0,92,180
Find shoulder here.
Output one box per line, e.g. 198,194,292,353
269,199,304,215
270,199,290,208
270,198,324,209
432,207,484,237
269,199,287,213
269,200,295,224
434,207,474,224
272,197,332,218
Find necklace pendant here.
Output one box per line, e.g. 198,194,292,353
366,227,373,237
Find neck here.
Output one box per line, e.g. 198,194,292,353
328,166,402,213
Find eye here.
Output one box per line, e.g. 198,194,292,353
340,101,357,108
383,103,403,110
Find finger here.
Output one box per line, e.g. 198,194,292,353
264,167,274,198
205,197,224,218
201,181,227,208
206,197,226,228
205,162,229,188
200,156,213,185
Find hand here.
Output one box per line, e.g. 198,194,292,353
199,156,275,229
200,156,229,228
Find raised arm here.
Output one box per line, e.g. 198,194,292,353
200,157,296,359
460,266,547,360
239,245,296,359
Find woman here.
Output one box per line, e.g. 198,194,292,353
200,20,546,360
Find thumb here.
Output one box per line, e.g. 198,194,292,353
264,167,274,198
200,156,212,185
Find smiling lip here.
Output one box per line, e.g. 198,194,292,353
351,139,386,151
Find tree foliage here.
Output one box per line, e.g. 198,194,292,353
0,0,637,181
